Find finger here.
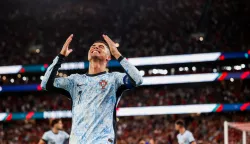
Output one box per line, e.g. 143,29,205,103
65,34,74,45
102,34,109,43
64,38,73,50
63,34,74,49
68,49,73,54
104,35,115,45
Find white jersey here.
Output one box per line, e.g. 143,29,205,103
42,130,69,144
177,130,195,144
41,55,143,144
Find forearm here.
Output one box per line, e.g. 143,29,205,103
118,56,143,86
41,54,65,90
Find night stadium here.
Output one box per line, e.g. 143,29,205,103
0,0,250,143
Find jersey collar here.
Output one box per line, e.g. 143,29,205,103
86,71,107,77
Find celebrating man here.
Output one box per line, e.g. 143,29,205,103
41,34,143,143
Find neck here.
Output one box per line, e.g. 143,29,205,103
88,59,106,74
179,128,186,134
52,127,59,134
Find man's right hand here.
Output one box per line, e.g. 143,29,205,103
60,34,73,57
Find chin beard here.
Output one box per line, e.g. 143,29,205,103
90,55,105,61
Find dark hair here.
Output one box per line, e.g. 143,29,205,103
175,119,185,127
94,40,109,49
93,40,111,56
51,119,61,127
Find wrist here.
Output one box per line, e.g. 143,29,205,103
113,52,121,60
58,54,66,59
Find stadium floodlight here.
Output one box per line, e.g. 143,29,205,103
0,51,249,74
0,103,249,121
224,121,250,144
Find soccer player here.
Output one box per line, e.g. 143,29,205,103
175,119,196,144
39,119,69,144
41,34,143,143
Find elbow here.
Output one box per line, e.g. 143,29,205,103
135,76,143,86
40,80,47,91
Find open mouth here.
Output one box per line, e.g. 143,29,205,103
91,50,100,54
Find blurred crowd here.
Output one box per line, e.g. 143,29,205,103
1,81,249,112
1,0,250,65
0,93,70,113
1,113,249,144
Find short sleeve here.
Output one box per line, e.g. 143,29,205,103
188,132,195,142
42,132,49,141
176,135,180,143
113,72,134,89
63,131,70,139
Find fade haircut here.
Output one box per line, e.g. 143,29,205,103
51,119,61,127
175,119,185,128
93,40,111,56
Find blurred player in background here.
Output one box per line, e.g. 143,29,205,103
175,119,196,144
41,34,143,143
38,119,69,144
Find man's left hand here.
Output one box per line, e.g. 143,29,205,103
103,34,121,59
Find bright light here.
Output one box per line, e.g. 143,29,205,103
22,76,27,81
0,86,2,92
36,49,40,53
234,65,241,70
225,66,232,71
171,68,175,75
241,64,245,68
179,67,184,71
184,67,189,71
139,70,145,76
152,69,158,74
40,76,44,80
213,69,217,73
115,43,119,47
230,78,234,82
148,70,152,75
162,70,168,75
2,76,6,81
10,79,14,83
192,67,196,71
17,74,21,78
199,37,204,41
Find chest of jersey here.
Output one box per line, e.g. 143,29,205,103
73,74,117,106
47,133,66,144
178,135,190,144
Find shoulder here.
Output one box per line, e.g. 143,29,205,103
59,130,69,138
43,130,52,136
110,72,125,77
177,133,181,138
59,130,68,134
185,130,193,135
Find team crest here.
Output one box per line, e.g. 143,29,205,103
99,80,108,89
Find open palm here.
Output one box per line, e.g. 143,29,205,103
60,34,74,57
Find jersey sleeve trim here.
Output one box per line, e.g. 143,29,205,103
41,54,71,98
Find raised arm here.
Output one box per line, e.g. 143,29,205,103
103,34,143,87
41,35,75,97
